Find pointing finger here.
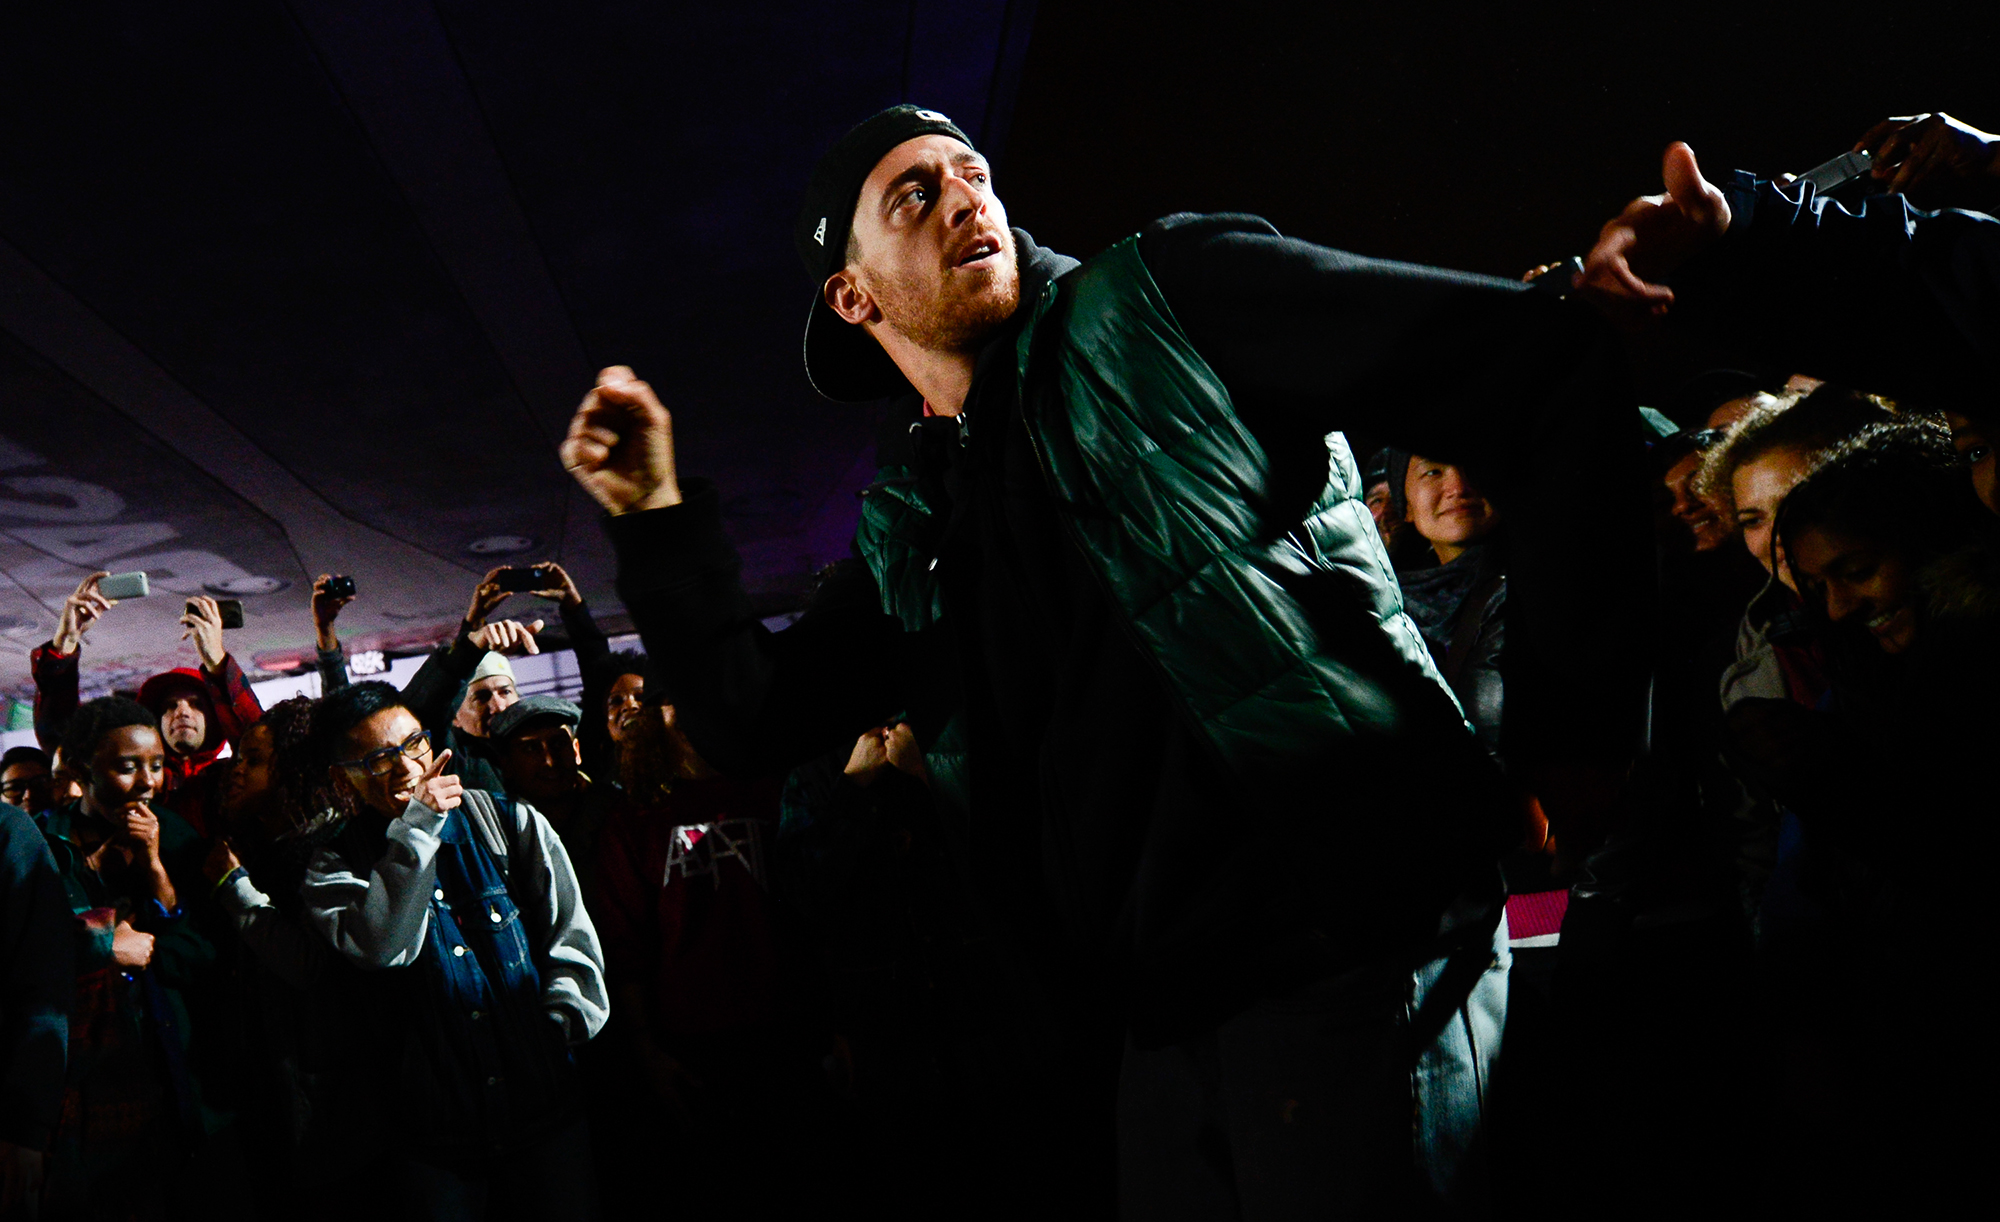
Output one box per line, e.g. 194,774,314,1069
419,746,453,784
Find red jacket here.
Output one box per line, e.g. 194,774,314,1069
31,647,263,836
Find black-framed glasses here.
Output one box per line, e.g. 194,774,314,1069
337,729,433,778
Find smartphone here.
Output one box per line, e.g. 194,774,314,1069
1797,148,1873,197
492,565,554,594
190,598,246,629
324,574,357,599
98,571,150,600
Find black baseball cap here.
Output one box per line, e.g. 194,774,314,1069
795,104,976,402
489,695,581,742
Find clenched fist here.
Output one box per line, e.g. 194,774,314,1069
561,366,683,516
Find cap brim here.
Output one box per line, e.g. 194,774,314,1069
803,292,913,403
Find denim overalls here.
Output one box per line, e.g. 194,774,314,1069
413,802,576,1154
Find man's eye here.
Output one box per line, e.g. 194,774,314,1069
1969,445,1991,463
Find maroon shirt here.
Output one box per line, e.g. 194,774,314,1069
596,777,794,1038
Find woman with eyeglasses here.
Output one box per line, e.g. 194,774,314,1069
298,681,608,1221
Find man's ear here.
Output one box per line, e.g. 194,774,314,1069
824,269,878,326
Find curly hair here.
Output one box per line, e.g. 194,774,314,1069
1776,416,1981,563
1695,385,1896,505
59,696,159,775
258,696,329,839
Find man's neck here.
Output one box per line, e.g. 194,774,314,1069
872,328,978,416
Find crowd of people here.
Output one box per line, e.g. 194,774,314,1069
1,105,1995,1219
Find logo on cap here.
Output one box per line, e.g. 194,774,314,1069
915,109,949,122
813,217,826,246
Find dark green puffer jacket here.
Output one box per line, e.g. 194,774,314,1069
856,235,1506,853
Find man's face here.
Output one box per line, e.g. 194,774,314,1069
456,675,519,739
85,725,166,821
500,723,583,808
605,672,645,747
1946,411,1998,515
0,761,52,813
1732,447,1813,588
1404,457,1499,548
1664,452,1733,552
333,706,431,817
159,692,208,756
830,135,1020,356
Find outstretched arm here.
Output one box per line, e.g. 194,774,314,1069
1578,141,1998,405
1139,215,1651,860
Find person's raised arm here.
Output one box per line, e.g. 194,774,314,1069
181,596,263,747
1140,215,1654,859
562,367,910,777
311,574,355,694
31,573,112,750
1579,141,1998,406
530,563,611,672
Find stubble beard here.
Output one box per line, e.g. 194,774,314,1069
875,251,1023,356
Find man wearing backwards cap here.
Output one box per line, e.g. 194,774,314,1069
565,105,1652,1212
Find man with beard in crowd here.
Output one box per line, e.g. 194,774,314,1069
31,574,263,837
561,105,1651,1215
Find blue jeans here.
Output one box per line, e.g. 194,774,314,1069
1118,912,1509,1220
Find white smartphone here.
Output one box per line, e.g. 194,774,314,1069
97,571,150,600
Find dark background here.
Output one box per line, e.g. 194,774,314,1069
2,0,1995,703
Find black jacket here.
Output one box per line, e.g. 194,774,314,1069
609,215,1650,1041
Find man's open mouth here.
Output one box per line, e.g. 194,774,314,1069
955,234,1002,268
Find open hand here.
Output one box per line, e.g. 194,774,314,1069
53,571,114,656
464,568,515,631
409,748,463,815
179,596,229,672
527,561,584,608
1577,142,1731,327
561,366,682,515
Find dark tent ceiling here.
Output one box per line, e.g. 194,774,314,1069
5,0,1995,713
0,0,1036,704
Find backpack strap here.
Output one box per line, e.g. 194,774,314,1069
459,788,513,880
